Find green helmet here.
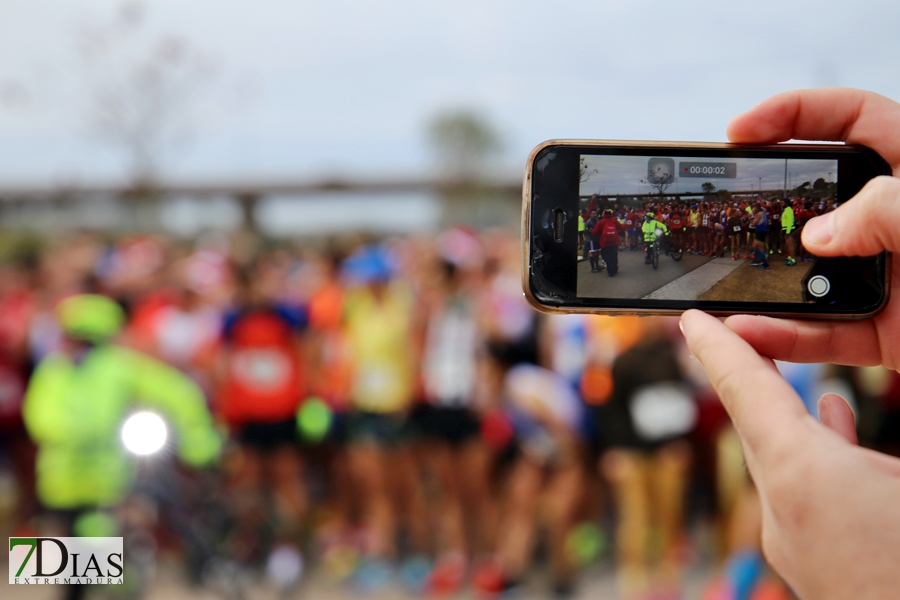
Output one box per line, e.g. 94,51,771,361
646,212,655,218
56,294,125,342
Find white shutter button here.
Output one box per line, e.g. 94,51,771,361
808,275,831,298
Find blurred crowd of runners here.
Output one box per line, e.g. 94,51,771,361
1,226,898,600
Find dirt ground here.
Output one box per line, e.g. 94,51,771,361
700,256,814,303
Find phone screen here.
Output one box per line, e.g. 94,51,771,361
526,143,891,316
577,154,836,303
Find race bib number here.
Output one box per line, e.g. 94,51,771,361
629,383,697,442
231,349,291,392
626,220,632,225
733,226,741,232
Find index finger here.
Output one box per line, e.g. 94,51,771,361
680,310,811,467
727,88,900,172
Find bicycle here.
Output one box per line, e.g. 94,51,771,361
664,233,684,262
646,239,660,270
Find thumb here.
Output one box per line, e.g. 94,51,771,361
817,393,858,445
802,175,900,256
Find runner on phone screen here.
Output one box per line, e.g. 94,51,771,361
750,204,770,269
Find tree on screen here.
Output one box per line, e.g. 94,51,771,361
580,157,598,183
640,169,674,196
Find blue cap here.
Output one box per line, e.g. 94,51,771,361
342,244,395,284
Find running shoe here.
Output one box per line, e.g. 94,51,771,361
265,545,305,592
401,555,433,596
471,557,505,600
427,553,465,598
353,558,392,594
757,263,771,269
785,258,796,267
750,261,761,266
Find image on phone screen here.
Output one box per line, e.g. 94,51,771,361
577,155,838,303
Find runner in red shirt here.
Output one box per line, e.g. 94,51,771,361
668,206,685,254
625,209,639,250
218,264,310,557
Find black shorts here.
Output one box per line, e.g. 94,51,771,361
420,405,481,445
755,231,767,242
346,410,414,447
696,226,709,235
237,418,298,451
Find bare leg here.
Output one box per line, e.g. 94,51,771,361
603,449,651,599
495,457,542,581
348,442,394,558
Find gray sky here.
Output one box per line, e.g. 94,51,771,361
1,0,899,186
580,156,838,196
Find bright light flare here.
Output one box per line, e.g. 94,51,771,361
121,411,168,456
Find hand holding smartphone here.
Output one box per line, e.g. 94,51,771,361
674,89,900,600
523,139,891,318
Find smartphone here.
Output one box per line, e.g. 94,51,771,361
523,140,891,318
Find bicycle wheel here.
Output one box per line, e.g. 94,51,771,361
652,242,659,270
670,240,683,261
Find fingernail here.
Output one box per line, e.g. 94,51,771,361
679,314,695,357
817,396,829,423
803,212,835,246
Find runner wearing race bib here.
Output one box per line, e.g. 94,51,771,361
340,245,428,563
418,241,494,593
726,208,744,261
626,210,639,250
750,204,771,269
594,327,696,599
768,200,784,255
668,207,685,252
687,205,700,254
218,265,310,546
493,361,588,596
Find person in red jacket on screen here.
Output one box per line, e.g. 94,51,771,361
592,209,626,277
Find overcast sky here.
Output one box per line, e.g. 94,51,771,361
580,156,838,196
1,0,899,187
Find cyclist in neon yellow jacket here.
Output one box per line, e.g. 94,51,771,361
23,294,222,509
641,212,669,265
781,202,798,266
